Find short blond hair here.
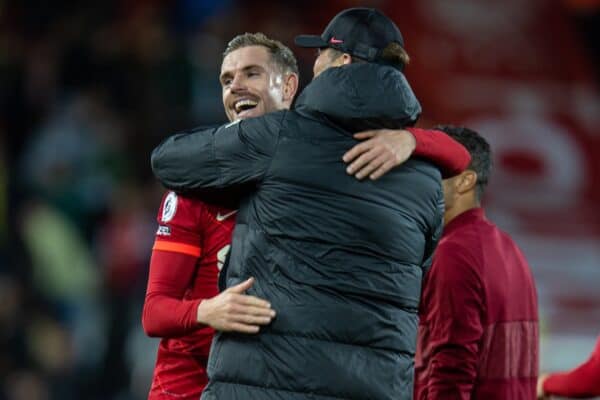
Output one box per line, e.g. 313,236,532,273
223,33,299,75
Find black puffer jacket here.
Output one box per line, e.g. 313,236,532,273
151,63,444,400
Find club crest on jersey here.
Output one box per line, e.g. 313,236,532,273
162,192,178,222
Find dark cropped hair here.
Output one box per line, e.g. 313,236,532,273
435,125,492,201
224,32,299,76
327,42,410,70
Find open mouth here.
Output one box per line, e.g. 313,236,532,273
234,99,258,116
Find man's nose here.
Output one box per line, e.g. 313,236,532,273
230,74,246,92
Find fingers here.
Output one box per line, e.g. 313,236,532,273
224,292,276,320
343,141,370,163
221,305,276,334
344,129,417,180
344,140,412,180
227,277,254,293
343,131,381,163
353,130,377,140
235,294,272,309
230,313,274,326
346,147,382,177
225,278,273,309
228,301,276,318
226,322,260,334
198,278,278,334
368,160,396,180
354,153,387,180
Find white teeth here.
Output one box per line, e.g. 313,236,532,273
234,99,258,113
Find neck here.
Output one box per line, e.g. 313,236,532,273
444,199,479,226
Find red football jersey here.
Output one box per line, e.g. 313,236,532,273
143,191,236,400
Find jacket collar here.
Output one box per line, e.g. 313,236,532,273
442,207,486,238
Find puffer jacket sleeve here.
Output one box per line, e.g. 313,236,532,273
421,188,444,277
151,112,284,194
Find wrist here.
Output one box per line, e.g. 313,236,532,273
403,129,416,151
196,299,209,325
405,127,427,155
540,375,548,395
537,373,549,398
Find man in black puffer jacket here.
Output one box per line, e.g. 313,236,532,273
152,8,444,400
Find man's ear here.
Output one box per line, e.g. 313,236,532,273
283,73,299,103
457,170,478,194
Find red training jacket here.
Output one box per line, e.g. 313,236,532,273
415,208,539,400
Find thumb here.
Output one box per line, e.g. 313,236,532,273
353,131,377,140
227,277,255,293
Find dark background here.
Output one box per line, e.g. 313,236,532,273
1,0,599,399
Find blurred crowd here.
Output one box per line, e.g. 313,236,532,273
0,0,599,399
0,1,347,398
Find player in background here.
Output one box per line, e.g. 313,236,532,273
414,126,539,400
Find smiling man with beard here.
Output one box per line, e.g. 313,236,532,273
220,43,297,121
146,18,470,400
142,34,298,400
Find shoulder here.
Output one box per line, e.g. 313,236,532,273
433,231,482,276
237,110,288,130
157,191,207,226
427,238,483,295
218,111,288,148
436,237,476,262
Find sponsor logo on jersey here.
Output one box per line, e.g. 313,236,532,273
156,225,171,236
216,210,237,221
162,192,177,222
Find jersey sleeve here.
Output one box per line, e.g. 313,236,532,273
407,128,471,178
152,191,203,256
142,192,208,338
543,336,600,398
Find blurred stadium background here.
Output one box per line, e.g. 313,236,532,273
1,0,599,399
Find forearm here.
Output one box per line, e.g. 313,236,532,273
427,346,478,399
142,294,201,337
151,130,220,191
152,117,277,194
142,250,202,338
407,128,471,178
